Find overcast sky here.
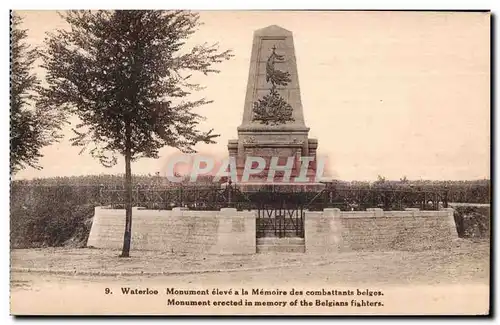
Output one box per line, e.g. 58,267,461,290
13,10,490,181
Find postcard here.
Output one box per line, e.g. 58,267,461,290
10,10,490,315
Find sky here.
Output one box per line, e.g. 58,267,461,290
13,10,490,181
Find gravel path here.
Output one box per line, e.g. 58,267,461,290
10,239,490,315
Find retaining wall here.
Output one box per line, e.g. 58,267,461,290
304,208,458,254
87,207,256,254
87,207,458,254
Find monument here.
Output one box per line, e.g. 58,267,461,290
227,25,324,191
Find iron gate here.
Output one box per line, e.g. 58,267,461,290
255,193,305,238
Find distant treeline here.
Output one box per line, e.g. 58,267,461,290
327,179,491,204
11,174,491,187
11,174,491,203
10,175,490,249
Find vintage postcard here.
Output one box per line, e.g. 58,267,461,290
10,10,490,315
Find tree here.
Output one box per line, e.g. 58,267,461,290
41,10,233,257
10,13,64,174
373,175,386,186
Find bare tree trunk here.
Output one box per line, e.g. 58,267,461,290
120,124,133,257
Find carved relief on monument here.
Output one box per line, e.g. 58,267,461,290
258,39,287,61
241,134,306,144
243,136,256,144
243,135,300,144
252,45,295,125
270,135,292,142
250,147,296,158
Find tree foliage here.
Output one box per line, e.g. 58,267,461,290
40,10,233,166
40,10,233,256
10,13,64,174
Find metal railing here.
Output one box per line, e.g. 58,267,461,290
96,183,450,211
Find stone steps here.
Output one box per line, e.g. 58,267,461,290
257,229,304,238
256,237,305,253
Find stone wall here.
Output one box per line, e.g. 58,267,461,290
88,206,458,254
305,208,458,254
87,207,256,254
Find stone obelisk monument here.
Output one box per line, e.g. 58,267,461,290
228,25,324,191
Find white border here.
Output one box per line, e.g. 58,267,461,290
6,0,498,10
2,1,497,324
